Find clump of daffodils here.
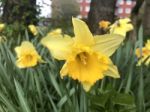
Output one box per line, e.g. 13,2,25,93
136,40,150,66
41,18,133,91
28,24,38,36
15,41,43,68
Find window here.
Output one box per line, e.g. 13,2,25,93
125,8,131,14
118,8,123,14
126,1,132,5
85,6,90,12
86,0,91,3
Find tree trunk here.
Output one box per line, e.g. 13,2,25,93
129,0,144,42
143,0,150,37
2,0,38,25
87,0,116,35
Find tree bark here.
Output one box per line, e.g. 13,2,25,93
130,0,144,42
87,0,116,35
143,0,150,37
2,0,38,25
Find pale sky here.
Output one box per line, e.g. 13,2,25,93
36,0,52,17
0,1,52,17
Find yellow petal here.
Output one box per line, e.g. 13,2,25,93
82,82,93,92
28,25,38,36
135,48,142,58
15,41,37,54
48,28,62,36
137,56,148,66
145,40,150,50
104,63,120,78
15,47,21,57
72,18,94,46
41,35,74,60
145,57,150,66
60,62,68,78
92,34,124,57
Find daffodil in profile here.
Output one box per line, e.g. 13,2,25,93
41,18,132,91
28,24,38,36
15,41,43,68
110,18,133,37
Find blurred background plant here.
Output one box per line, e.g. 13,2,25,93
0,0,150,112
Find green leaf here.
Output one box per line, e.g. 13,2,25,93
14,79,31,112
90,92,110,108
0,92,18,112
48,70,62,97
112,93,135,106
57,88,75,108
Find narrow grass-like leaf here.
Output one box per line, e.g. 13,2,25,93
14,79,31,112
48,70,62,97
0,92,17,112
57,88,75,108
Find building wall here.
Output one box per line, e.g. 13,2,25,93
77,0,91,18
77,0,136,18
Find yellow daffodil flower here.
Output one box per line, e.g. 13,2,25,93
15,41,43,68
136,39,150,66
0,23,5,32
47,28,62,36
28,25,38,36
41,18,132,91
136,47,150,58
110,18,133,37
99,20,110,29
137,55,150,66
